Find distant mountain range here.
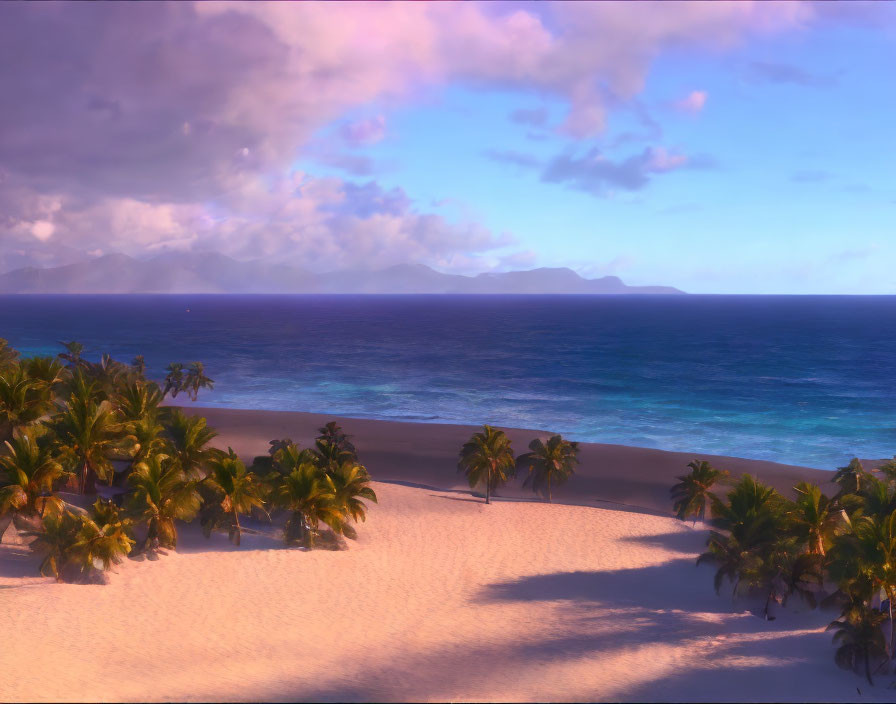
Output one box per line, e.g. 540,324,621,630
0,253,684,294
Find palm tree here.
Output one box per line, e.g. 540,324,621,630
518,434,579,503
0,338,19,371
788,481,837,556
699,475,783,600
25,504,133,582
270,461,343,547
115,380,163,423
313,437,356,472
25,507,83,581
0,428,65,539
181,362,214,401
846,510,896,660
828,606,888,685
324,461,377,538
671,460,728,524
458,425,516,504
162,363,184,399
128,454,200,550
0,366,52,441
22,356,68,397
201,452,267,546
834,458,870,499
57,340,85,369
316,422,357,460
53,389,121,494
860,476,896,521
162,409,220,478
255,439,317,475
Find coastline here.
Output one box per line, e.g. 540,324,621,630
1,404,886,702
188,405,841,516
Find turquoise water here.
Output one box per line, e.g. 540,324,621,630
2,294,895,469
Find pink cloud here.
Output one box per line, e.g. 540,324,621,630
340,115,387,146
674,90,708,113
0,1,821,270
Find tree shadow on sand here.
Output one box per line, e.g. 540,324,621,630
479,559,734,614
618,529,708,555
269,583,858,703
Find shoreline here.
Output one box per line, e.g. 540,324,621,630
185,405,843,516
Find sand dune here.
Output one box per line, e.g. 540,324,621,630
0,409,888,702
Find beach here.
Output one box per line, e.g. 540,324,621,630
0,408,887,702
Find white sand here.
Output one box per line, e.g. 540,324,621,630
0,411,889,702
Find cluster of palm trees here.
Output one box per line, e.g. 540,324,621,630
0,339,377,583
671,457,896,684
457,424,579,503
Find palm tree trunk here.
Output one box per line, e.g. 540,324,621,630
888,586,895,661
865,645,874,685
548,474,552,503
79,460,88,494
486,465,491,504
233,508,241,546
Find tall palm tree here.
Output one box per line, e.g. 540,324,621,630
846,510,896,660
518,434,579,503
324,461,377,538
53,389,121,494
270,461,343,547
0,428,65,539
670,460,727,524
162,409,220,478
788,481,837,556
699,475,783,599
162,363,184,399
128,454,200,550
458,425,516,504
828,606,888,685
201,452,267,546
181,362,214,401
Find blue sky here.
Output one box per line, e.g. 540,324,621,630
298,8,895,293
2,1,894,293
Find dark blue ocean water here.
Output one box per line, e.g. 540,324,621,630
1,294,895,469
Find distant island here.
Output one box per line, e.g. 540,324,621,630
0,252,684,295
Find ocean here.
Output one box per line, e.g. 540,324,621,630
1,294,894,469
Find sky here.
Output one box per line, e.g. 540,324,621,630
0,1,894,293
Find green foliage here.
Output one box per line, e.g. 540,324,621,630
787,481,837,556
458,425,516,504
201,451,267,546
270,461,343,547
0,365,54,441
0,338,19,371
25,503,133,582
518,434,579,503
128,454,200,550
163,362,214,401
670,460,727,523
53,389,120,494
162,408,220,478
0,428,66,526
833,458,870,498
